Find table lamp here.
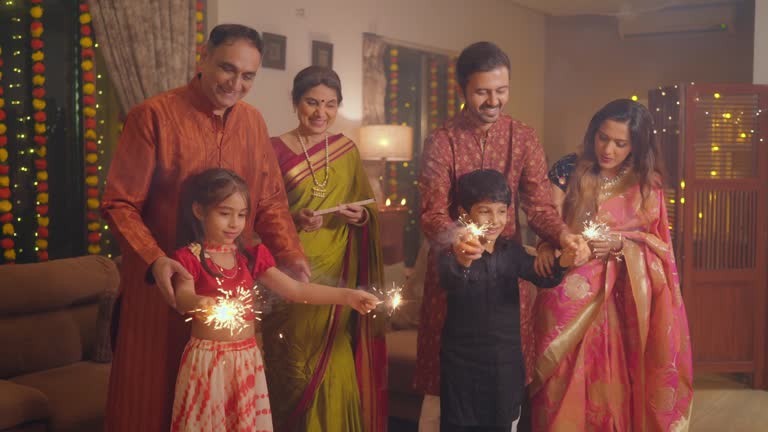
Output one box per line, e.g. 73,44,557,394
357,124,413,206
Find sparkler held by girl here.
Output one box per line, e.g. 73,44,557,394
169,168,378,431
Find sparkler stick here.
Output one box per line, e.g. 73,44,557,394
314,198,376,216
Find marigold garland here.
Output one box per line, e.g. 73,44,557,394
429,58,439,131
388,48,399,125
80,0,101,255
0,42,15,263
386,48,401,199
447,57,458,118
195,1,205,63
30,1,48,261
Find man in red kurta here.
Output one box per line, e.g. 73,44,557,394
101,25,307,432
415,42,581,431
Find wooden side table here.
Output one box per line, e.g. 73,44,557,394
378,205,408,265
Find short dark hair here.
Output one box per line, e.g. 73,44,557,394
456,42,510,92
207,24,263,53
456,169,511,212
291,66,343,106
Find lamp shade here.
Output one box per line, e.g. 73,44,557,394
358,125,413,161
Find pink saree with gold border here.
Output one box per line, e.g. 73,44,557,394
530,185,693,431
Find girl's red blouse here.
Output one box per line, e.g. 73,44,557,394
172,243,276,320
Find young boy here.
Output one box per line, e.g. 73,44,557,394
439,169,574,432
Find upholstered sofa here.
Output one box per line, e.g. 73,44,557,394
0,255,118,432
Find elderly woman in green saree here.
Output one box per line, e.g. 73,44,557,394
262,66,387,432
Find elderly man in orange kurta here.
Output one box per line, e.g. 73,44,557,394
101,25,308,432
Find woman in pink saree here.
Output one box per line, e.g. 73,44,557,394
530,99,693,431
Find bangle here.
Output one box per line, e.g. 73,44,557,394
610,234,623,258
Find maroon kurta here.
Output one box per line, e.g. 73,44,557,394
101,77,304,431
415,109,567,396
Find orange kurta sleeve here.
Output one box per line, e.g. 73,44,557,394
101,104,165,273
250,112,304,266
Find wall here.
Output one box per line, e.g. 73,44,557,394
543,2,755,161
756,0,768,84
207,0,548,144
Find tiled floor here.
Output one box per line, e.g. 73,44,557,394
388,374,768,432
690,374,768,432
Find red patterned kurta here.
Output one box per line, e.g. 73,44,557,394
101,77,304,432
415,109,567,396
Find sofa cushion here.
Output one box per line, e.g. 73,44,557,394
0,255,118,316
386,329,418,394
67,304,100,361
11,362,110,432
0,311,82,379
0,380,50,430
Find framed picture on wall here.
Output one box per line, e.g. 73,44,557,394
262,32,286,70
312,40,333,69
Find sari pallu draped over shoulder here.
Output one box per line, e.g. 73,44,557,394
262,133,387,432
530,184,693,432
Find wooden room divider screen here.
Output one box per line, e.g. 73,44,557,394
659,83,768,389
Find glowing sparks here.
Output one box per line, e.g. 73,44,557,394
582,218,610,242
458,215,492,239
371,282,404,315
188,285,257,336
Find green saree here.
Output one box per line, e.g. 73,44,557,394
263,133,387,432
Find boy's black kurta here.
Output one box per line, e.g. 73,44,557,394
438,238,565,428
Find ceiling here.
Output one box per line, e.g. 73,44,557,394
508,0,742,16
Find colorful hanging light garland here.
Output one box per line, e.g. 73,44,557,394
388,48,399,125
429,58,439,131
195,1,205,63
30,0,49,262
0,42,15,263
386,47,400,199
80,0,101,255
447,57,458,118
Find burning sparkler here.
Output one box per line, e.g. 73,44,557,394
371,282,404,316
581,216,610,242
187,285,257,336
458,215,493,239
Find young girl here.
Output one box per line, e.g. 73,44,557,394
169,168,379,432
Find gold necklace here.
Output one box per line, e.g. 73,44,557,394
297,132,330,198
598,167,628,202
207,251,239,279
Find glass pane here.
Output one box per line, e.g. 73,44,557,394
693,92,759,179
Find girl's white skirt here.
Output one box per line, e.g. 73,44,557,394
171,337,272,431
